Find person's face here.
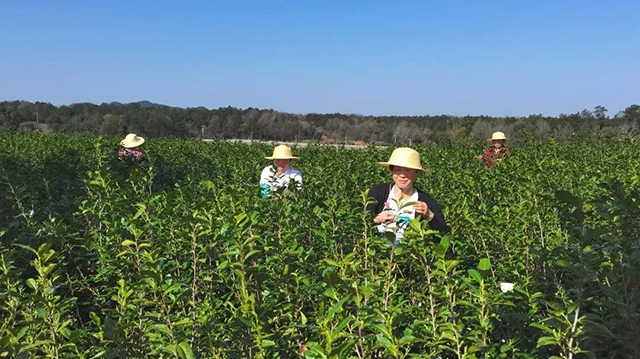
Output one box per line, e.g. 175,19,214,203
391,166,418,191
274,159,291,173
492,140,504,148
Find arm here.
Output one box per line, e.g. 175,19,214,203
420,193,451,233
427,201,450,233
293,170,302,189
259,166,271,186
366,183,388,223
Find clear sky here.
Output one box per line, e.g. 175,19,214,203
1,1,638,116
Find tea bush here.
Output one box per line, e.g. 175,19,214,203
0,133,639,358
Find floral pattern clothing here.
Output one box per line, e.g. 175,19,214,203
118,148,144,164
480,146,509,168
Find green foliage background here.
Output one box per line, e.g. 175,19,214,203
2,101,640,144
0,134,639,358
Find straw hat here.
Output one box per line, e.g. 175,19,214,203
120,133,145,148
377,147,430,173
487,131,507,143
265,145,300,160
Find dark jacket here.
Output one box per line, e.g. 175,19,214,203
366,183,451,233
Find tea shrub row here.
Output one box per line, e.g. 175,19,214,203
0,134,639,358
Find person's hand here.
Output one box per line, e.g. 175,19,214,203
414,201,434,220
374,211,396,224
476,155,483,161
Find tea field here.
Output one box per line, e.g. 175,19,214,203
1,134,639,358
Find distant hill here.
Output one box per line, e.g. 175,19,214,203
105,100,177,108
135,100,171,108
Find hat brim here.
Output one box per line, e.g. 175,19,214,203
377,162,431,173
486,138,507,143
121,138,145,148
265,156,300,160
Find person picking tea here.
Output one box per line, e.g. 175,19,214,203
367,147,450,242
477,131,510,168
118,133,145,164
259,145,302,198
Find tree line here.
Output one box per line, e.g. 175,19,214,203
1,100,639,144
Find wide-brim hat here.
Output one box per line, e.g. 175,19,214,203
377,147,430,173
265,145,300,160
121,133,145,148
487,131,507,143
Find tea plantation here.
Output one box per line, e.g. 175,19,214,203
1,134,639,358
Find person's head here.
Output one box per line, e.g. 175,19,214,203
120,133,145,149
389,165,418,191
273,159,292,173
492,139,506,148
487,132,507,147
265,145,299,173
377,147,430,191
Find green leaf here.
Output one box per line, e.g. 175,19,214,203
173,319,192,327
331,316,353,338
132,205,146,220
26,278,37,290
467,269,483,283
440,330,455,341
245,250,261,261
151,324,171,335
536,336,558,347
121,240,135,247
261,339,276,347
445,259,461,272
530,323,556,335
376,335,395,352
399,335,418,345
478,258,491,271
176,342,194,359
89,312,102,329
90,350,107,359
371,323,392,339
305,342,327,358
321,258,341,267
35,307,47,318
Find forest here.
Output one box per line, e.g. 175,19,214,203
1,100,639,144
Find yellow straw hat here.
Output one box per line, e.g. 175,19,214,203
265,145,300,160
487,131,507,143
120,133,145,148
377,147,430,173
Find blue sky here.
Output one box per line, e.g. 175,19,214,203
1,1,638,116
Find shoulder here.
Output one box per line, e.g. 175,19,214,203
289,167,302,176
368,183,390,197
260,166,273,175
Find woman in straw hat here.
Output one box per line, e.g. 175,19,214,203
367,147,450,242
477,131,510,169
260,145,302,198
118,133,145,164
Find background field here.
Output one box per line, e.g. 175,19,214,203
1,133,639,358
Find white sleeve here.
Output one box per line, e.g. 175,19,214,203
293,170,303,188
259,166,272,186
